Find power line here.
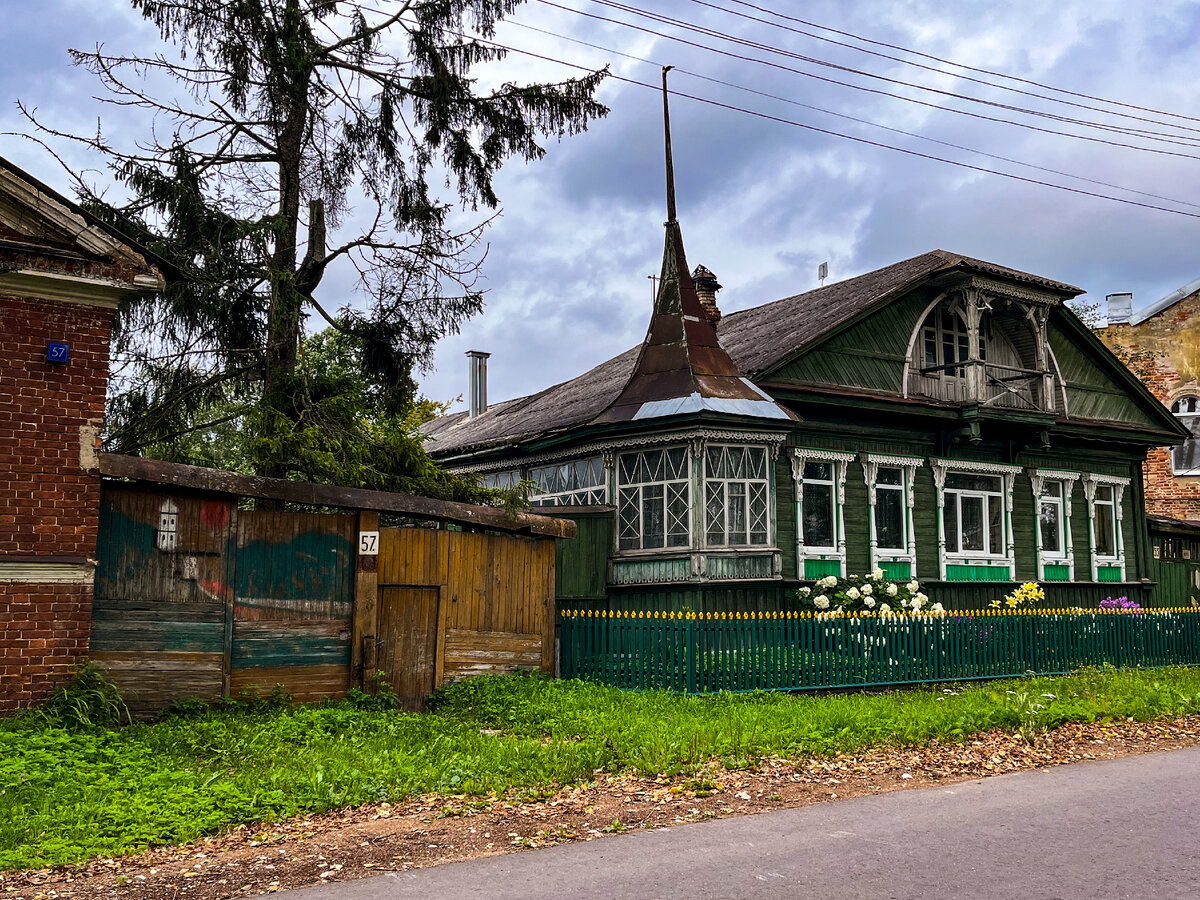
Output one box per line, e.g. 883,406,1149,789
719,0,1200,127
678,0,1200,137
580,0,1200,150
460,29,1200,220
532,0,1200,161
505,18,1200,211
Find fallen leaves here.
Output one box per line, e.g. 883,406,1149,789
4,714,1200,900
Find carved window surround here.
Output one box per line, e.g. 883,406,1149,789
1028,468,1079,582
1082,473,1131,582
861,453,922,575
930,458,1020,581
792,448,856,578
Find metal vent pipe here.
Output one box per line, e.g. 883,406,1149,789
466,350,490,418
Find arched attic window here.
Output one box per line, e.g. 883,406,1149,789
920,307,983,378
1170,395,1200,475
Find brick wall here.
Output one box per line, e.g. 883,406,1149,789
0,293,114,709
1099,291,1200,520
0,583,92,707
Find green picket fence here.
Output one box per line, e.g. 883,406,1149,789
557,608,1200,693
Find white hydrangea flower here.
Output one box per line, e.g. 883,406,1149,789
907,580,919,592
915,592,928,604
799,586,811,596
864,596,876,608
814,595,830,609
822,575,839,588
886,583,898,597
861,583,873,596
846,587,861,600
910,596,923,610
932,602,945,613
871,567,885,581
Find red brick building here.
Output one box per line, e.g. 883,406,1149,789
1099,282,1200,521
0,157,164,709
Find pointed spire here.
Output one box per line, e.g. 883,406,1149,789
591,70,795,426
663,66,677,224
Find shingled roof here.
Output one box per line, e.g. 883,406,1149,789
423,249,1083,458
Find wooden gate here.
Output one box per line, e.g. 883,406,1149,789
369,525,556,709
376,587,440,709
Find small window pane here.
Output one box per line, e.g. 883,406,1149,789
961,495,985,552
804,461,832,482
946,472,1001,492
803,483,834,548
706,482,725,545
666,447,688,480
727,481,747,545
876,486,905,549
747,447,767,479
1095,502,1115,557
988,496,1003,554
877,467,902,486
642,484,665,549
945,499,959,553
1040,499,1061,554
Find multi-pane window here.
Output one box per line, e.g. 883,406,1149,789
704,445,769,546
943,472,1005,556
528,457,606,506
874,467,906,550
922,309,983,377
1039,481,1067,559
800,460,837,550
617,447,690,551
1093,484,1117,559
1170,395,1200,475
482,470,521,490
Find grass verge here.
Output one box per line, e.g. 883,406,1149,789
4,666,1200,871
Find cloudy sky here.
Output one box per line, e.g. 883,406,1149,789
4,0,1200,412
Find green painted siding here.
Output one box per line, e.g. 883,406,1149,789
551,511,614,600
946,564,1011,582
768,289,935,392
1048,326,1159,427
775,460,797,579
843,459,871,575
1043,564,1071,581
804,558,841,578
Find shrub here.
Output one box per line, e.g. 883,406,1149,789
31,663,129,730
795,569,943,615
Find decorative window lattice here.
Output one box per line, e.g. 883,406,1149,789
704,445,769,547
528,456,607,507
617,447,690,550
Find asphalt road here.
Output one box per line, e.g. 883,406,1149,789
283,747,1200,899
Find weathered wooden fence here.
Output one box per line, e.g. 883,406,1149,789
557,608,1200,693
92,455,571,715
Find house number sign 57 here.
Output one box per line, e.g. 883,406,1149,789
358,531,380,555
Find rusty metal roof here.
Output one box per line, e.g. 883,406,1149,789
592,220,792,424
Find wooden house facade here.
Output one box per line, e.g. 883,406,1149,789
423,90,1186,613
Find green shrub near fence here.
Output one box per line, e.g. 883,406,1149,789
558,608,1200,693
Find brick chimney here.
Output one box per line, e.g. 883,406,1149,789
691,264,722,327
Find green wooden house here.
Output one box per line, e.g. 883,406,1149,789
424,95,1186,613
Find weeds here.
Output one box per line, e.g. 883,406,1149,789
3,666,1200,871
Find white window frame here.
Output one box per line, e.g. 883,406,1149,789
528,456,607,507
1170,394,1200,476
930,458,1019,580
703,444,772,548
1082,473,1129,581
616,445,692,552
1028,468,1079,581
792,448,854,578
861,453,921,575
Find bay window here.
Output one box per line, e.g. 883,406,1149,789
617,446,690,551
704,445,770,546
931,459,1019,581
1028,469,1078,581
528,456,606,506
792,449,854,579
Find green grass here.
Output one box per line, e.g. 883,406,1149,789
4,667,1200,871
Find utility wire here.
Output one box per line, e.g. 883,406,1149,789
579,0,1200,150
461,29,1200,220
533,0,1200,161
720,0,1200,127
678,0,1200,137
506,18,1200,211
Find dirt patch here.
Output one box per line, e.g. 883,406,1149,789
6,714,1200,900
